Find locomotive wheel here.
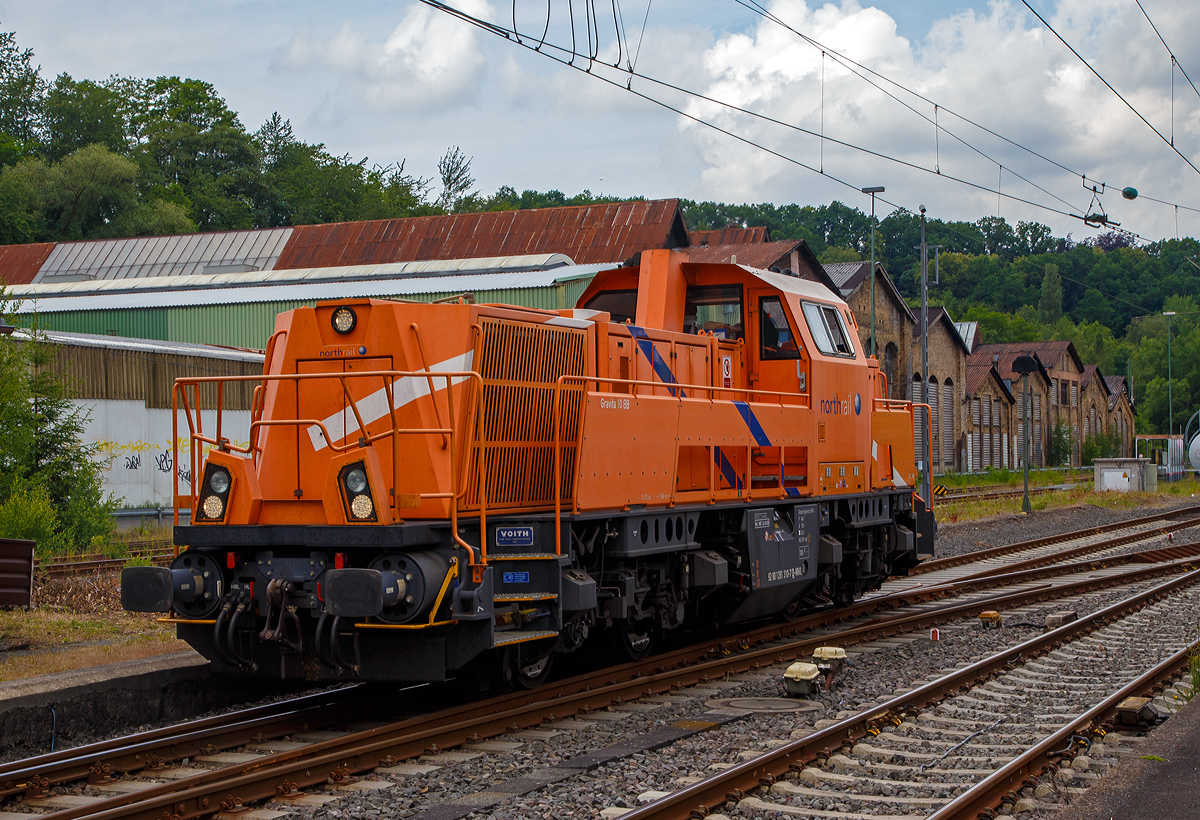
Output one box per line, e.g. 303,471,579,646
612,622,656,662
775,597,803,622
502,643,555,689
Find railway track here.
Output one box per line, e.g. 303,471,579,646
4,508,1200,820
939,482,1087,503
35,543,172,579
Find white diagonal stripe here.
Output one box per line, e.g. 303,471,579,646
306,351,474,452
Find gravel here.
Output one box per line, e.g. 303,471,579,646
935,500,1199,559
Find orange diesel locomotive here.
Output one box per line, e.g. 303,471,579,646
123,250,935,685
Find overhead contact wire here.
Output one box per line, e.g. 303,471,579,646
416,0,1091,223
1019,0,1200,177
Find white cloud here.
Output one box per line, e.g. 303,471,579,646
680,0,1200,239
278,0,494,111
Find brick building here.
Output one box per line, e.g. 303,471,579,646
912,307,971,474
1080,365,1111,443
824,261,916,400
964,360,1016,470
971,344,1054,468
1106,375,1136,457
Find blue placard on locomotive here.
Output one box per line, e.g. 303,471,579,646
503,571,530,584
495,526,535,547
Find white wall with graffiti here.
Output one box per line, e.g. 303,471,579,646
76,399,252,508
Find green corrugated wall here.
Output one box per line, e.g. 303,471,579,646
20,278,596,350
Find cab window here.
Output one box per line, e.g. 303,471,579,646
582,289,637,324
684,285,743,340
801,302,856,358
760,296,799,360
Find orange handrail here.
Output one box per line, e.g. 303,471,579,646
172,368,489,566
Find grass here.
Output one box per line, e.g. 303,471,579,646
0,574,188,683
931,467,1090,491
935,478,1200,524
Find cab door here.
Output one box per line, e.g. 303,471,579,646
747,290,807,404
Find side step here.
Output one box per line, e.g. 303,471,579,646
494,629,559,647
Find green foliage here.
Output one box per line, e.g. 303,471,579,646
0,479,61,554
0,296,117,554
819,246,861,264
1047,421,1073,467
1082,429,1123,465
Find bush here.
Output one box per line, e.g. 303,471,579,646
1082,429,1123,465
0,298,117,555
1047,421,1073,467
0,479,64,555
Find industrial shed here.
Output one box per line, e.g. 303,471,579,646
12,329,264,508
10,256,600,350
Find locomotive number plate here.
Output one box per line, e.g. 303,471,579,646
496,527,535,547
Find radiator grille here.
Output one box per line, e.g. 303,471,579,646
465,317,588,511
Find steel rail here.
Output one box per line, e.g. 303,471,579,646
622,566,1200,820
0,688,363,794
947,516,1200,583
911,503,1200,575
28,558,1200,820
927,636,1199,820
9,514,1192,809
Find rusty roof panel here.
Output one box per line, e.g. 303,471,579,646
274,199,685,270
690,227,770,245
0,243,55,286
685,240,797,269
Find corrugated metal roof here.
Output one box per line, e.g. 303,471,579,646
31,228,294,283
823,261,869,290
0,243,56,287
12,328,264,363
953,321,980,352
689,227,770,245
273,200,688,269
14,264,611,313
10,254,575,298
685,241,796,269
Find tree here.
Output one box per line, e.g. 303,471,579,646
0,29,45,150
1039,263,1062,326
0,297,116,554
9,144,140,240
436,146,476,212
43,73,128,161
1047,421,1073,467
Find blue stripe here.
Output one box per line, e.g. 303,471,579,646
714,446,742,491
629,325,685,398
786,487,801,497
733,401,772,446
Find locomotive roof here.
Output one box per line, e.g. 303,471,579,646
740,265,850,305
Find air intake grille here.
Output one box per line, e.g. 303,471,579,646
465,317,588,511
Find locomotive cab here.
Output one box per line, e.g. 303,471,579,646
122,248,933,685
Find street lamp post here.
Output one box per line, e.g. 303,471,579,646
1164,311,1175,438
861,186,884,357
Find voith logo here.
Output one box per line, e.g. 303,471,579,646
819,394,852,416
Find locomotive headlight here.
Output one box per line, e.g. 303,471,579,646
208,468,231,495
339,462,377,523
350,494,374,520
331,307,357,334
202,495,225,520
345,468,368,494
197,463,232,522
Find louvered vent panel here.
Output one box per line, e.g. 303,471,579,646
464,317,588,511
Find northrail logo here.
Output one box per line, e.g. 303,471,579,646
819,394,852,416
319,345,367,358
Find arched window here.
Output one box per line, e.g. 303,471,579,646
928,377,939,469
883,343,898,397
942,380,954,468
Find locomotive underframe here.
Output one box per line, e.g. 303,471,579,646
167,488,932,682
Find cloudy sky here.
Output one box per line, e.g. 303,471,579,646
5,0,1199,241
